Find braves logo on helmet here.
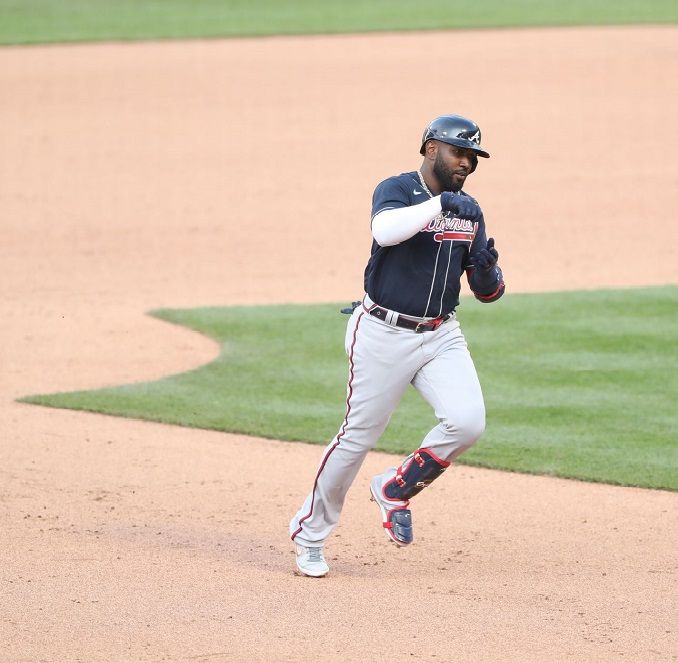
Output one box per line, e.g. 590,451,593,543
419,115,490,158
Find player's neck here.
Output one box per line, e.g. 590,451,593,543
418,165,442,196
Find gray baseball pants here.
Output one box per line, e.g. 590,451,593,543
290,299,485,547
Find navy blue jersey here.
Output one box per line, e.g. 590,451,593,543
364,171,487,318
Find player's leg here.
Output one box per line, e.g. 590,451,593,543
411,320,486,463
289,311,421,551
369,320,485,544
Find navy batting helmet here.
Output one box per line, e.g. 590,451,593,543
419,115,490,159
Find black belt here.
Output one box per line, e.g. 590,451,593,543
368,305,450,333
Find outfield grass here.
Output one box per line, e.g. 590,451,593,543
0,0,676,45
20,286,678,490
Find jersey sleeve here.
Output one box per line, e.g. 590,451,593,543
371,176,411,221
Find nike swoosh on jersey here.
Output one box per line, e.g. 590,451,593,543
413,189,424,195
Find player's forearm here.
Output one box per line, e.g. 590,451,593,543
371,197,442,247
468,265,505,302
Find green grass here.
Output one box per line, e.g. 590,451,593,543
0,0,676,45
20,286,678,490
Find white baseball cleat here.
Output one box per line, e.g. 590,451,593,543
294,544,329,577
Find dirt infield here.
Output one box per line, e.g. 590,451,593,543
1,26,677,662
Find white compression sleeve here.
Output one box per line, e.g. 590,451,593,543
371,197,443,247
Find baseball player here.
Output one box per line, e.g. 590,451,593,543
289,114,505,577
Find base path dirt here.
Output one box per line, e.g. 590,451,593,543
1,26,677,662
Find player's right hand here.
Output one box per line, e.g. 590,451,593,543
440,191,482,220
474,238,499,272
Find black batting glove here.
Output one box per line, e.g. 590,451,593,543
474,237,499,273
440,191,482,220
470,237,501,292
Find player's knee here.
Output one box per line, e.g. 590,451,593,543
442,407,485,449
339,425,384,453
459,419,484,451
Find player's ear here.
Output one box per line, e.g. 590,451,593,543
424,140,437,159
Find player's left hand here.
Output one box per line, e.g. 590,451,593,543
474,238,499,272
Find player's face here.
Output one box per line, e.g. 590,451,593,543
433,143,475,192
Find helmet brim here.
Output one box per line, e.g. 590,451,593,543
420,137,490,159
